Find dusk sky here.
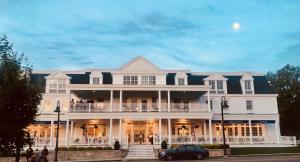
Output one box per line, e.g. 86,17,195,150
0,0,299,73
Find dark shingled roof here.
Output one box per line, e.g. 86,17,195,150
166,73,176,85
253,76,275,94
187,73,207,85
67,72,90,84
30,74,48,93
103,72,112,84
224,76,243,94
30,72,275,95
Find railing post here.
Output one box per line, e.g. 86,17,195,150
168,118,171,145
119,90,122,112
88,103,91,113
158,90,161,112
110,90,113,112
207,90,211,112
159,118,162,144
249,120,253,144
167,90,170,112
209,119,213,144
189,102,191,112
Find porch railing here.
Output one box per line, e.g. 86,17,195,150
69,102,208,113
68,136,110,146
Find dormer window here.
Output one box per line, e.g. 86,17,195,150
93,77,100,84
209,80,215,89
178,78,185,85
175,72,187,85
241,73,254,94
217,80,223,90
89,70,103,84
45,71,70,94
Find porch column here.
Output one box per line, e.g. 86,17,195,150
119,90,122,112
70,120,74,137
119,118,122,144
203,121,207,143
209,119,213,144
168,118,171,144
207,90,211,112
159,119,162,144
109,119,113,145
65,119,69,146
110,90,113,112
50,120,54,146
275,119,280,144
167,90,170,112
249,120,253,144
158,90,161,112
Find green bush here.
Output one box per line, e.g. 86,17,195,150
114,140,120,150
104,146,112,150
58,147,68,151
68,147,77,151
95,147,103,150
202,144,229,149
86,147,95,150
77,147,86,150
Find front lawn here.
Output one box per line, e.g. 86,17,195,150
231,146,300,155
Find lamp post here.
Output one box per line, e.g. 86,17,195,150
54,101,61,162
221,96,229,156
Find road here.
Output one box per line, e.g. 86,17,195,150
118,155,300,162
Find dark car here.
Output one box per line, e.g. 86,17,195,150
159,144,209,161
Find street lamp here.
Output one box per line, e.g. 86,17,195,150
221,96,229,156
54,101,61,162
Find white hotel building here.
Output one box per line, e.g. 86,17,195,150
27,56,296,148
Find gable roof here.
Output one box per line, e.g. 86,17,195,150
45,71,71,79
116,56,165,74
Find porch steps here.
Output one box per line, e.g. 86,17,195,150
125,145,157,160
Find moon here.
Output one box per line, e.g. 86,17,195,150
232,22,240,30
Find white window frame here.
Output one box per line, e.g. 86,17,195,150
178,78,185,85
92,77,100,84
246,100,253,110
123,76,131,85
217,80,223,90
209,80,215,89
141,76,149,85
149,76,156,85
131,76,138,85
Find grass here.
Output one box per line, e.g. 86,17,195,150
231,146,300,155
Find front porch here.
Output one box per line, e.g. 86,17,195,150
27,118,297,148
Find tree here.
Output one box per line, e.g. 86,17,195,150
0,35,41,162
266,64,300,138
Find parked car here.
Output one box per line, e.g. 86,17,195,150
158,144,209,161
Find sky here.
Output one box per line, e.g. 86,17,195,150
0,0,300,73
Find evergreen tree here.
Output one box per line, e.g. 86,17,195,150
0,35,41,162
267,64,300,138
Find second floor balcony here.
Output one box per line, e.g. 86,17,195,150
69,102,208,113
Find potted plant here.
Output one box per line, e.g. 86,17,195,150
161,140,167,149
114,140,120,150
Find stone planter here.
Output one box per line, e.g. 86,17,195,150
154,148,231,157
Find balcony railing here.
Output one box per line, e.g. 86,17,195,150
69,102,208,113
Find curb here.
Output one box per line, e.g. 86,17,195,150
229,152,300,157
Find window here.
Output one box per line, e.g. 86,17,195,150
49,79,66,93
246,100,253,110
252,126,258,136
149,76,156,85
178,78,185,85
141,76,148,85
123,76,130,85
245,80,251,90
209,80,215,89
206,99,213,110
234,126,238,136
217,80,223,90
131,76,138,85
92,77,100,84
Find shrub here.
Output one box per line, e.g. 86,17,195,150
68,147,77,151
86,147,95,150
170,144,178,148
161,140,168,149
95,147,103,150
104,146,113,150
77,147,86,150
202,144,229,149
114,141,120,150
58,147,68,151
